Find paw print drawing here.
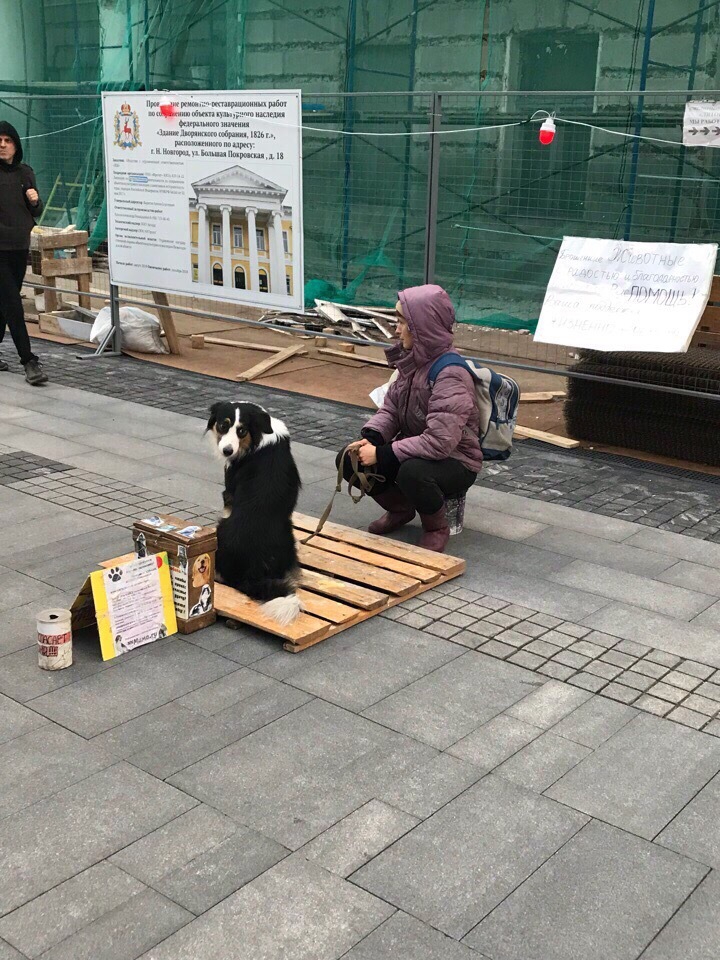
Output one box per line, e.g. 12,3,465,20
108,567,123,582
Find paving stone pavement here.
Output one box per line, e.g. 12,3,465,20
5,338,720,541
0,360,720,958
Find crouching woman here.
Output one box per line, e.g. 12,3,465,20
338,284,481,553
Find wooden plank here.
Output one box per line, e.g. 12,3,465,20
44,276,58,312
299,568,388,610
283,564,464,654
38,230,88,251
514,425,580,448
521,391,566,402
692,333,720,349
41,256,93,278
314,299,374,338
237,343,306,381
293,513,464,575
214,583,330,644
345,307,395,340
317,348,388,368
152,291,181,355
38,314,62,336
296,531,439,584
296,589,360,624
297,542,419,596
204,336,280,353
76,272,92,311
695,312,720,337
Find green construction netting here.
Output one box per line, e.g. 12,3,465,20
1,1,718,329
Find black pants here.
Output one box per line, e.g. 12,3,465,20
337,444,476,515
0,250,36,365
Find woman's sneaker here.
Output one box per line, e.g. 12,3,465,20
24,359,48,385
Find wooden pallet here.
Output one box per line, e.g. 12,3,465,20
214,512,466,653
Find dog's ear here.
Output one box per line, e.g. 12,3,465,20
206,402,221,433
257,408,273,434
245,406,273,449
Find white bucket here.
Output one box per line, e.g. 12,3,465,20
37,608,73,670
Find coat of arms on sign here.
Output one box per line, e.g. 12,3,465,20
113,102,142,150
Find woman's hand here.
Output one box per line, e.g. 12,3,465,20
346,439,368,451
25,188,39,205
357,443,378,466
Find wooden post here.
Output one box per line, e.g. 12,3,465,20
151,291,181,355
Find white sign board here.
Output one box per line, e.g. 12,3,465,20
101,90,303,310
535,237,717,353
683,101,720,147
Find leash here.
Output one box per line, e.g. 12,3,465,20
300,444,385,545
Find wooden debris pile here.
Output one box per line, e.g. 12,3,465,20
257,299,396,343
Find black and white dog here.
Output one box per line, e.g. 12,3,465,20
207,401,302,626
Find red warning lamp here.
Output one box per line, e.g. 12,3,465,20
539,116,556,145
159,98,176,118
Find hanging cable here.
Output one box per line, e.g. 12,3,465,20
24,116,101,139
19,106,692,146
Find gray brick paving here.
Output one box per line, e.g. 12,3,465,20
546,715,720,840
0,372,720,958
640,870,720,960
5,338,720,541
353,774,588,939
467,820,707,960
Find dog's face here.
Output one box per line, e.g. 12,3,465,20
206,401,278,462
192,553,211,587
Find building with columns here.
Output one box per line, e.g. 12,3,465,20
189,165,293,297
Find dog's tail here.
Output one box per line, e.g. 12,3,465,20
261,593,302,627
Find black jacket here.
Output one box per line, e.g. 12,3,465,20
0,121,43,251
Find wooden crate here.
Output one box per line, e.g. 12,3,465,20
38,230,93,313
215,512,466,653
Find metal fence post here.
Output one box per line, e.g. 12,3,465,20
109,283,121,353
424,92,441,285
76,282,122,361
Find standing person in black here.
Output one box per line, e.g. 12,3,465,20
0,121,47,385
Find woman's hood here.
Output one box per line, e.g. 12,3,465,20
398,284,455,366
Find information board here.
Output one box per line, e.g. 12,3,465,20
101,90,303,310
535,237,717,353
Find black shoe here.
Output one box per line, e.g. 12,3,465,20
24,358,48,385
0,359,7,372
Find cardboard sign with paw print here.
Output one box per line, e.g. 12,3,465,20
70,553,178,661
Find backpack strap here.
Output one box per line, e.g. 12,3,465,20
427,352,470,388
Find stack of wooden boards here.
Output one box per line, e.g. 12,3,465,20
215,512,466,653
257,299,397,343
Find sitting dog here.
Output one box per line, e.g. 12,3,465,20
207,401,302,626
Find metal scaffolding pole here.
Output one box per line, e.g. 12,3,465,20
623,0,657,241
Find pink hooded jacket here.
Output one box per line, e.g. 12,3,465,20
362,285,483,474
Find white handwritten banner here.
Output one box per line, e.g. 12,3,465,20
534,237,717,353
683,101,720,148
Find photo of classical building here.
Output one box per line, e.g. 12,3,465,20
189,165,293,296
